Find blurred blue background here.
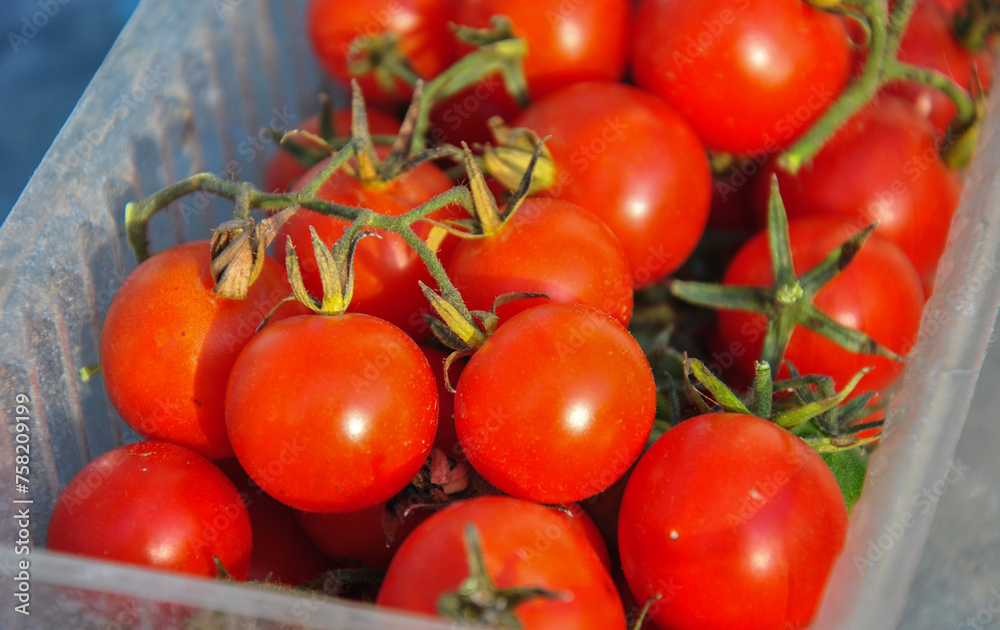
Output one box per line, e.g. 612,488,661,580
0,0,141,226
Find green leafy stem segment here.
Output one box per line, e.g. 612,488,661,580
286,16,529,166
787,0,981,171
124,137,477,320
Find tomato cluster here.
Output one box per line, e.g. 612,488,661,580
49,1,997,629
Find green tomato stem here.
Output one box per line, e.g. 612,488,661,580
779,0,976,172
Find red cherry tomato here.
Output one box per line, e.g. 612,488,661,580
447,198,634,327
552,503,612,574
377,496,626,629
631,0,851,155
226,313,438,513
756,96,962,295
217,458,334,585
47,442,253,580
276,148,462,338
262,107,400,193
430,0,631,145
99,241,288,459
455,302,656,504
295,502,431,572
513,81,711,287
428,81,523,147
454,0,630,101
718,217,925,396
307,0,457,107
619,413,849,630
889,1,994,135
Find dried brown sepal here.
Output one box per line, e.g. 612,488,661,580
210,209,291,300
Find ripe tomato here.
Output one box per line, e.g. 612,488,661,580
276,149,462,338
889,1,994,135
217,458,334,585
455,302,656,504
295,502,430,571
619,413,848,630
262,106,400,193
47,442,253,580
226,313,438,513
430,0,631,145
307,0,457,107
631,0,851,155
447,198,634,327
756,96,962,295
718,217,924,397
553,503,612,574
513,81,711,287
377,496,626,629
100,241,288,460
453,0,630,101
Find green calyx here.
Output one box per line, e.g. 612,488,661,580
420,282,546,393
671,177,904,375
427,136,550,243
283,217,380,316
436,524,564,629
481,118,555,196
683,354,882,510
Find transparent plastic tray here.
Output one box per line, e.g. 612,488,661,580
1,1,999,628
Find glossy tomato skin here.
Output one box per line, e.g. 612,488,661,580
431,0,631,145
295,502,431,572
889,1,994,135
554,503,612,573
216,458,334,585
226,313,438,513
455,303,656,504
307,0,457,107
377,496,626,629
719,218,925,397
757,96,962,295
619,413,848,630
453,0,630,101
262,107,400,193
513,81,711,287
631,0,851,155
276,150,462,338
47,442,253,580
100,241,288,460
447,198,634,327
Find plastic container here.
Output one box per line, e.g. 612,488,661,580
1,1,999,628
